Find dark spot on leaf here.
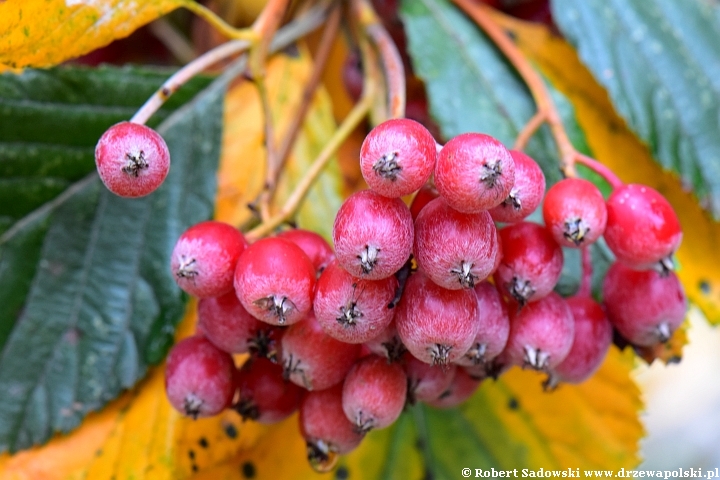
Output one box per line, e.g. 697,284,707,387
508,397,519,410
283,43,300,58
95,449,102,457
505,29,516,41
242,461,257,478
335,465,349,479
188,449,195,460
415,437,425,450
192,464,198,472
667,355,682,364
699,280,711,294
199,437,209,448
224,423,238,439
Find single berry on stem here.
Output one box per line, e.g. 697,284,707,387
170,221,248,298
414,197,498,290
333,190,414,280
455,281,510,367
234,237,316,326
313,259,398,344
604,184,682,272
602,262,686,347
543,178,607,248
360,118,437,198
489,150,546,223
435,133,515,213
494,222,563,306
395,272,479,366
164,336,235,419
95,121,170,198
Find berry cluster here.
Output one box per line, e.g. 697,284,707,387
156,117,685,470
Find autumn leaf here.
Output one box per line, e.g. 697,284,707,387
0,0,185,71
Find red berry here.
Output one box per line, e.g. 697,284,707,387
333,190,414,280
409,184,439,221
300,384,364,468
277,229,335,274
363,318,407,362
234,358,303,424
604,184,682,270
494,222,563,305
95,121,170,198
234,237,315,326
435,133,515,213
547,296,613,387
313,259,398,343
426,368,481,409
404,353,456,404
197,292,284,361
395,272,479,366
281,314,361,390
171,221,248,298
165,336,235,418
602,262,686,346
360,118,437,198
543,178,607,248
489,150,545,223
455,282,510,367
342,355,407,432
499,292,575,371
414,197,498,290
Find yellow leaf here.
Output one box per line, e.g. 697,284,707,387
494,15,720,325
0,46,344,479
0,0,184,70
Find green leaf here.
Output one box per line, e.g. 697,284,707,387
400,0,590,187
0,65,222,453
552,0,720,217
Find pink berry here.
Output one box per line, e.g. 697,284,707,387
360,118,437,198
314,259,398,343
602,262,686,346
342,355,407,432
234,357,303,424
500,292,575,371
489,150,545,223
426,368,481,409
277,229,335,274
164,336,235,418
414,197,498,290
404,353,457,404
410,184,439,221
455,282,510,367
171,221,248,298
363,318,407,362
234,237,315,326
435,133,515,212
604,184,682,271
333,190,414,280
197,292,284,361
543,178,608,248
300,384,365,466
546,296,613,387
281,314,361,390
494,222,563,306
395,272,479,366
95,121,170,198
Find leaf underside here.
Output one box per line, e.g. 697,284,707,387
0,65,221,453
552,0,720,217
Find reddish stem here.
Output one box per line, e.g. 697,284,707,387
575,153,624,189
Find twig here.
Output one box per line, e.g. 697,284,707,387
575,153,624,189
180,0,258,42
148,18,197,64
513,110,547,151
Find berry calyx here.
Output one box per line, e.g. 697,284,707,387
95,121,170,198
489,150,546,223
543,178,607,248
360,118,437,198
170,221,248,298
604,184,682,271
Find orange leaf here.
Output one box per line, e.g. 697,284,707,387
0,0,184,70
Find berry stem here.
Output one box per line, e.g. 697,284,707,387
451,0,577,176
513,110,547,151
578,246,593,298
130,5,329,126
247,82,377,241
575,153,624,189
256,77,278,222
180,0,259,43
353,0,406,119
257,5,342,221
